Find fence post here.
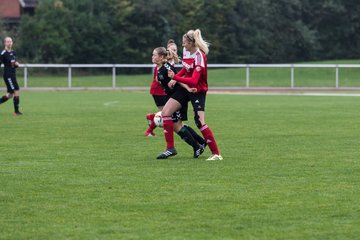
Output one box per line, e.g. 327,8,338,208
24,65,28,89
68,64,72,89
291,64,295,88
112,65,116,89
246,65,250,88
335,64,339,88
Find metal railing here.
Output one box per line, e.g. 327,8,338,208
13,63,360,90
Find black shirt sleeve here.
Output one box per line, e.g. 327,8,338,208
157,62,179,94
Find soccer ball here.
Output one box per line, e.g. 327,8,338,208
153,111,163,127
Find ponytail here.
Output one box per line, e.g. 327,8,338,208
184,29,210,55
193,29,210,55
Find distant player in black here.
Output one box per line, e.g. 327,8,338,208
0,37,22,115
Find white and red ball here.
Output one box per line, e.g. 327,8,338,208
153,111,163,127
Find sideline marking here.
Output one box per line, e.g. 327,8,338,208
209,91,360,97
104,101,119,106
302,93,360,97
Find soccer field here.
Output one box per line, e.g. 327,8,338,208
1,91,359,239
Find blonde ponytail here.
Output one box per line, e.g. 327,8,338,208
183,29,210,55
193,29,210,55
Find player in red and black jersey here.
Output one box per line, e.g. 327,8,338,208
144,39,179,136
167,29,223,161
145,65,168,136
153,47,206,159
0,37,22,115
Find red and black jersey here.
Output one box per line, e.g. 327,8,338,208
173,48,208,93
0,49,17,77
149,66,167,96
157,62,178,95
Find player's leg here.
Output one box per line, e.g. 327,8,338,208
156,98,181,159
4,76,22,115
0,77,13,105
13,89,22,115
173,113,205,158
0,94,10,104
145,95,167,136
195,111,222,160
184,124,207,148
190,93,222,160
175,101,205,158
145,111,158,137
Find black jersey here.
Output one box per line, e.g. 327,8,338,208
0,50,17,76
157,62,179,95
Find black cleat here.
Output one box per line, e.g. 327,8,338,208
193,144,205,158
157,148,177,159
201,142,207,150
14,111,23,116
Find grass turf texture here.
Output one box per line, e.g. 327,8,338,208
4,59,360,88
1,91,360,239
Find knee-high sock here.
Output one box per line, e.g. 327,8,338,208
0,95,9,104
177,126,199,149
13,96,20,112
146,113,157,132
184,125,206,145
199,124,220,155
163,116,174,149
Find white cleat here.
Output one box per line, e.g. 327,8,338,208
206,154,223,161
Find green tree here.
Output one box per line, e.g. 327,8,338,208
260,0,316,62
16,0,360,64
312,0,360,59
62,0,117,63
18,0,72,63
111,0,180,63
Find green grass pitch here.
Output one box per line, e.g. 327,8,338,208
1,91,360,239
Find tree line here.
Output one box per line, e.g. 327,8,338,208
3,0,360,64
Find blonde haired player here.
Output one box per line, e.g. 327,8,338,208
152,46,206,159
144,39,179,136
167,29,223,161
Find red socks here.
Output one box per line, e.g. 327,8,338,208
200,124,220,155
163,116,174,149
145,113,157,134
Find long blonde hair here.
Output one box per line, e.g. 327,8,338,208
184,29,210,55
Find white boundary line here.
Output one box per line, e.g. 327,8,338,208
4,87,360,97
209,91,360,97
103,101,119,106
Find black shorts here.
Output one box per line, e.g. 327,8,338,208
170,87,190,108
188,93,206,112
152,95,169,107
171,101,188,122
3,75,20,93
169,87,190,122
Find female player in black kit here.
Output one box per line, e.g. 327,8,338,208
152,47,206,159
144,39,178,137
0,37,22,115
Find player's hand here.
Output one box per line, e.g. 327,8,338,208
188,88,197,93
14,62,19,68
168,70,175,79
168,80,177,89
